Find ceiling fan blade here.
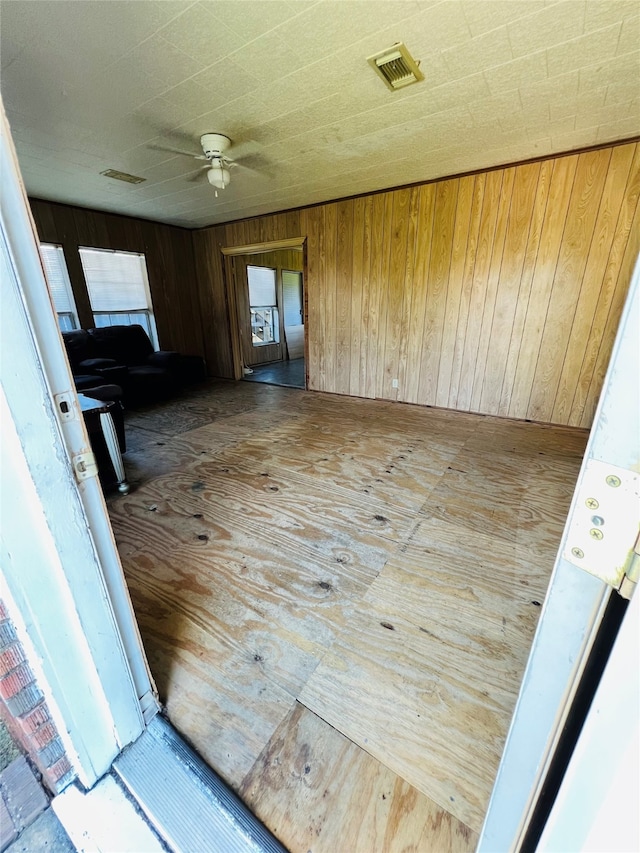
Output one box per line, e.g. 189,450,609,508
187,167,210,183
148,143,206,160
229,152,272,175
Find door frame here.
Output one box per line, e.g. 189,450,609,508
235,257,285,368
221,238,306,383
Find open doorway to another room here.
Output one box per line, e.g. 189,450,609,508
229,247,306,389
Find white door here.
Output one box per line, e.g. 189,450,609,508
1,101,156,786
479,257,639,850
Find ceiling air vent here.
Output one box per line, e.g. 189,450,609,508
367,42,424,91
100,169,145,184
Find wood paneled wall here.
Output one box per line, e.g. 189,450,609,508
30,198,205,358
193,142,639,427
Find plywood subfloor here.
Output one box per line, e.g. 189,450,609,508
108,380,587,848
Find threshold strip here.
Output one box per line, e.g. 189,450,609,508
113,715,287,853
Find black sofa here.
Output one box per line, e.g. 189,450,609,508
63,325,205,404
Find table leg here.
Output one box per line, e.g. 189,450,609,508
99,411,130,495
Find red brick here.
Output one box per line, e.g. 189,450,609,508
0,663,35,699
30,721,57,750
19,703,50,735
0,645,25,677
5,683,43,716
46,756,72,782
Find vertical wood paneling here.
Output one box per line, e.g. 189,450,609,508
396,187,420,404
349,197,366,397
498,161,548,416
569,147,640,426
528,149,612,422
403,184,435,405
457,170,503,412
381,189,411,402
373,194,394,401
480,163,538,414
418,179,459,406
448,174,485,410
437,175,474,409
552,144,635,423
324,203,338,394
358,196,374,398
302,207,322,391
471,167,514,413
579,198,640,427
364,194,386,400
335,201,354,396
507,156,578,420
191,141,639,426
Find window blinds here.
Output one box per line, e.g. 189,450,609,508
79,248,150,312
39,244,75,314
247,266,276,307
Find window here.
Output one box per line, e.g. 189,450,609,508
78,248,158,348
247,265,279,346
39,244,79,332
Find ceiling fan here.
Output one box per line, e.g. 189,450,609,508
149,133,246,195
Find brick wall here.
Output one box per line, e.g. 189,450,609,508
0,600,75,793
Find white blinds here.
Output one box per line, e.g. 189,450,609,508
247,265,276,307
39,244,74,313
79,248,150,312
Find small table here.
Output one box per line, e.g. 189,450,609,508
78,394,130,495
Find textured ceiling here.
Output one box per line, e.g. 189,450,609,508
1,0,638,228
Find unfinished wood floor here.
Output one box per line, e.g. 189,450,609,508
108,380,587,851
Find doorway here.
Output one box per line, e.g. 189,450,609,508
222,239,306,389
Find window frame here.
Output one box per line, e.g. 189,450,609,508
39,242,80,332
78,246,159,349
247,265,279,347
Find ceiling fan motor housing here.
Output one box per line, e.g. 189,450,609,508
200,133,231,159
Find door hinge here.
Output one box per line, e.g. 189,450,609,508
72,450,98,482
618,530,640,600
563,459,639,594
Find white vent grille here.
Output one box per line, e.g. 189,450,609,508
367,42,424,91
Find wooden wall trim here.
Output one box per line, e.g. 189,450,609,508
193,141,640,428
221,237,305,255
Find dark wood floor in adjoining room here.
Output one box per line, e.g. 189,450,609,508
107,379,588,853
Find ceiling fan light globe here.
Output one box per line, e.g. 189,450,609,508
207,166,230,189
